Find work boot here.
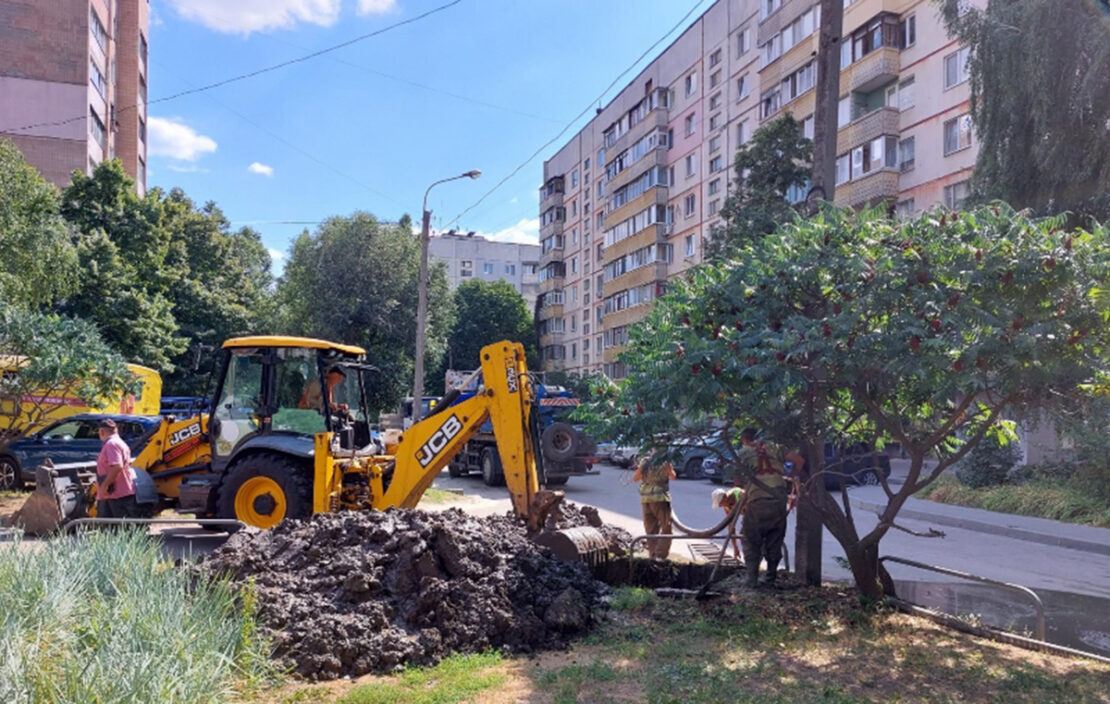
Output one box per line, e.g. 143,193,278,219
760,562,779,587
744,560,759,588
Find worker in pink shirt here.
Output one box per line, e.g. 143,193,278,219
96,418,139,518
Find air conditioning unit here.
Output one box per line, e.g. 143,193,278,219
663,223,674,235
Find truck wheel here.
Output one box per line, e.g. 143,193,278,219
0,456,23,491
683,456,704,479
480,447,505,487
217,453,311,529
447,461,467,478
541,422,580,462
543,475,568,486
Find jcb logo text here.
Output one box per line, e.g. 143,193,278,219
416,414,463,468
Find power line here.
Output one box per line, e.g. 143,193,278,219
443,0,712,230
0,0,464,134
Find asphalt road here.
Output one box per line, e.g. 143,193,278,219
435,462,1110,600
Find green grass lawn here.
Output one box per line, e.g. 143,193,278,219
920,476,1110,527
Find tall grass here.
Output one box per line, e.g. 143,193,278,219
923,479,1110,527
0,529,275,704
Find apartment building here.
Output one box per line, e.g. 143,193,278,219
538,0,980,379
0,0,149,192
428,232,541,309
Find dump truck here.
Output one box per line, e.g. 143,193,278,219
12,336,606,563
443,370,597,486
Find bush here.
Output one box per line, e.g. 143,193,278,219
956,434,1022,488
0,529,275,704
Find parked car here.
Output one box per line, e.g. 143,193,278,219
0,413,163,490
610,445,641,468
703,442,891,488
634,431,729,479
595,441,617,463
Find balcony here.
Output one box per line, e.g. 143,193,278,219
606,146,668,194
849,46,900,94
540,176,565,210
835,169,899,209
539,332,565,348
839,106,900,154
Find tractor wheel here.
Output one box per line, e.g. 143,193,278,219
480,447,505,487
0,455,23,491
217,453,312,529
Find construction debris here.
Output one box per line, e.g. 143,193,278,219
202,508,608,680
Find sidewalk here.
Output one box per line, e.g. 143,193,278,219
849,462,1110,557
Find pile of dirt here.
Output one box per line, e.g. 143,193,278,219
548,500,633,554
202,508,608,680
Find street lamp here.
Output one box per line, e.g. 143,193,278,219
412,169,481,425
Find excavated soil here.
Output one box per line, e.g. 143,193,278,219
202,508,609,680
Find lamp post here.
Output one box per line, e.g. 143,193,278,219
412,169,481,425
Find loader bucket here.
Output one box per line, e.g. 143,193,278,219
7,462,92,536
525,489,610,568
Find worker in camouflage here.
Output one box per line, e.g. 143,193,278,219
734,428,803,587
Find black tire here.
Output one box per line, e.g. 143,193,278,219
0,455,23,491
480,447,505,487
683,456,704,479
447,461,468,478
543,474,569,486
858,469,880,486
217,452,312,529
541,422,580,462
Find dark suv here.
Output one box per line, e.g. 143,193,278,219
703,442,891,488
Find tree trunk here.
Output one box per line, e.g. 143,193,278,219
843,543,894,600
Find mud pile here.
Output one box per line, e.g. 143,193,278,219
203,508,608,679
549,500,633,554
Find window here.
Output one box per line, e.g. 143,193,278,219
737,28,750,55
900,15,916,48
572,200,578,216
461,269,472,278
685,234,696,257
571,170,579,187
761,34,782,67
736,74,750,101
89,59,107,97
90,8,108,52
709,155,723,173
709,135,721,153
685,72,697,96
139,76,147,105
761,0,782,21
572,228,578,244
505,264,516,275
710,70,721,89
898,76,915,110
138,157,145,185
709,92,722,111
835,154,850,185
685,112,697,136
684,194,696,217
685,154,697,177
844,15,900,64
482,263,494,275
138,116,146,146
709,49,722,68
737,119,750,145
139,33,148,69
899,136,915,172
894,199,915,219
708,199,720,216
943,181,970,209
838,96,851,127
709,113,721,131
461,259,473,268
761,88,781,119
802,115,814,140
89,106,106,149
708,179,721,196
780,61,816,102
571,287,578,304
944,47,970,89
943,114,973,155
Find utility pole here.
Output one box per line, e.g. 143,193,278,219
412,170,481,426
795,0,844,587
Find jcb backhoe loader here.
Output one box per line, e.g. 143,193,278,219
13,337,607,563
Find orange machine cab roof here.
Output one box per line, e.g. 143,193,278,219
222,336,366,357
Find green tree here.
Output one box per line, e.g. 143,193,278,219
58,161,185,371
444,279,537,372
580,205,1110,597
160,190,273,394
274,212,454,413
708,114,812,258
0,140,77,310
0,304,138,451
940,0,1110,222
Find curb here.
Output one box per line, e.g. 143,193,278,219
851,499,1110,557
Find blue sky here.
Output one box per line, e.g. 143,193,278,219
147,0,713,270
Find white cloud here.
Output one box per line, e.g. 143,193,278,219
267,248,286,261
167,0,342,34
481,218,540,245
148,117,217,161
166,164,209,173
248,162,274,177
357,0,397,14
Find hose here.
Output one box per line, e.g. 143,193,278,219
670,500,743,538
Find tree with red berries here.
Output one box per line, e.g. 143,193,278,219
579,204,1110,598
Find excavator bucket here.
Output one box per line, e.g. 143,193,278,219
526,488,610,568
7,461,92,536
